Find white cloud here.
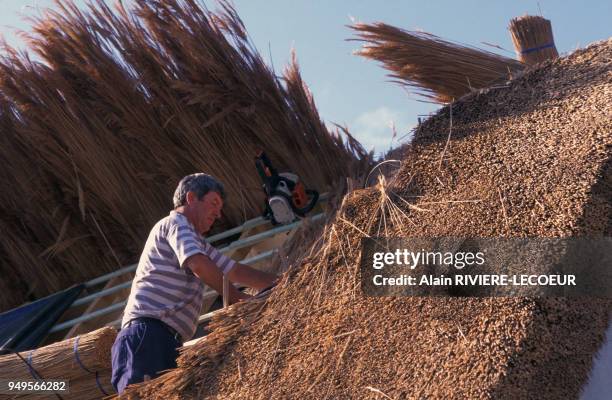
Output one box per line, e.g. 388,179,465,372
351,106,413,156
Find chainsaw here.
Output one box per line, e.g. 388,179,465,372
255,151,319,225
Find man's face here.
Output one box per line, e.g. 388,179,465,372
189,191,223,235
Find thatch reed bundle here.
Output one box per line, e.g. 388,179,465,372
509,15,558,65
350,22,524,103
0,327,115,383
0,0,369,311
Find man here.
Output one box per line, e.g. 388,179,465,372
111,173,277,393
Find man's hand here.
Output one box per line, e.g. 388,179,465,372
184,254,250,304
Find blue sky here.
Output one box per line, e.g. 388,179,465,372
0,1,610,156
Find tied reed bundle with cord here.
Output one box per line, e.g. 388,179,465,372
0,327,115,387
509,15,559,65
350,22,524,103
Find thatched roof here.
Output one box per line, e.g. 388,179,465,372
119,38,612,399
0,0,369,312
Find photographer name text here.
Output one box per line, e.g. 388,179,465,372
373,274,576,286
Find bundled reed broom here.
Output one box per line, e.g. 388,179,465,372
509,15,558,65
0,0,370,312
0,327,116,383
350,23,524,103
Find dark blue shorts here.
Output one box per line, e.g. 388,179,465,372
111,317,182,393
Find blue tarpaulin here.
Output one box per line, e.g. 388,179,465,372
0,284,84,354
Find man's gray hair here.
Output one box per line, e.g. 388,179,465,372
173,173,225,208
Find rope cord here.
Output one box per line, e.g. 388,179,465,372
520,43,555,54
73,336,109,395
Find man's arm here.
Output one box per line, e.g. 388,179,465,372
227,262,277,290
185,254,250,304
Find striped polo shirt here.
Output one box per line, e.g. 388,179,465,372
121,210,236,342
